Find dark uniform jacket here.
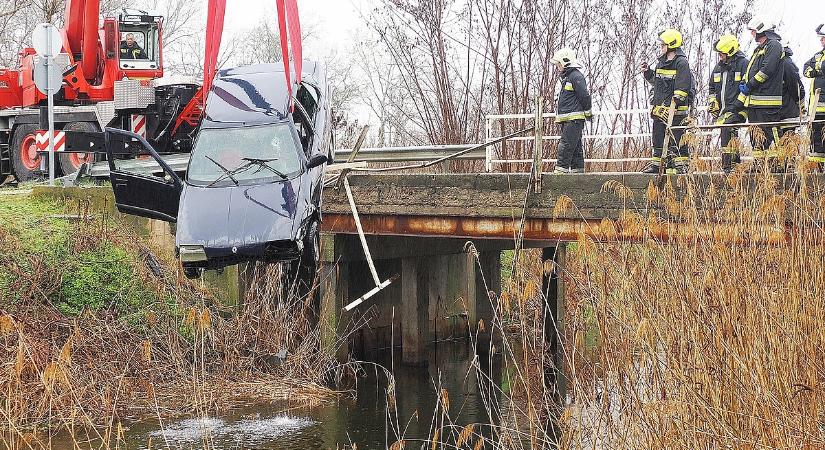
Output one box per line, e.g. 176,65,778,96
709,50,749,118
804,48,825,115
120,42,148,60
644,48,695,115
742,31,784,109
555,66,592,122
779,47,805,120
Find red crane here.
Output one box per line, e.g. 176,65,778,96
0,0,302,182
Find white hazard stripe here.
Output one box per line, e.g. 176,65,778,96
131,114,147,138
35,131,66,152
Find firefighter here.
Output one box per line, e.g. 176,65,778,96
778,44,805,139
804,24,825,169
708,34,749,173
740,17,785,171
120,33,148,60
551,47,592,173
641,29,695,174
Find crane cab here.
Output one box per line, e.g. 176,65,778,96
104,9,163,80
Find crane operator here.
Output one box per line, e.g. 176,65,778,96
120,33,148,59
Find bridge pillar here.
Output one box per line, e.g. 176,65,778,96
401,257,429,365
320,233,505,365
319,258,350,362
474,251,502,349
542,245,567,404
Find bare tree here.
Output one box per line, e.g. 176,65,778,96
361,0,752,164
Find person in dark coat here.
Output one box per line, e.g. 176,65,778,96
740,17,785,171
120,33,148,60
804,24,825,170
641,28,696,174
551,47,592,173
709,34,749,173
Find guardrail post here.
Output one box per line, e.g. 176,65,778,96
485,116,492,172
532,97,543,193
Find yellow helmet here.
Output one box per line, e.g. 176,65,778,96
659,29,683,49
714,34,740,56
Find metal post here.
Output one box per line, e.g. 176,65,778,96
341,176,397,312
532,97,543,193
484,116,492,172
46,53,55,186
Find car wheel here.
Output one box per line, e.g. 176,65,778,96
58,122,98,176
300,220,320,276
183,267,202,279
10,124,44,182
283,220,320,300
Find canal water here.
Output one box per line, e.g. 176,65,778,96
55,340,503,449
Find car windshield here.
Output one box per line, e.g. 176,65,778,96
187,123,302,186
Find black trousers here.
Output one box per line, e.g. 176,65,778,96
813,114,825,156
747,108,782,154
652,115,688,160
557,120,585,170
719,112,746,152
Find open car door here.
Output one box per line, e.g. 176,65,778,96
105,128,183,222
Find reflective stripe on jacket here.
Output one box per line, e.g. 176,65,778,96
804,49,825,114
743,32,784,109
556,67,592,123
709,51,748,115
644,48,695,116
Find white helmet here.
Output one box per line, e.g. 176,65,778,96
551,48,579,68
817,24,825,37
747,16,776,34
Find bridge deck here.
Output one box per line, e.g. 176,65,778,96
321,173,815,242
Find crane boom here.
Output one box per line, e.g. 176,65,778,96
64,0,102,81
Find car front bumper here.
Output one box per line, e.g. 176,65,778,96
178,240,303,269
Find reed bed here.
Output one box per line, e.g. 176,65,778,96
391,135,825,448
0,194,339,446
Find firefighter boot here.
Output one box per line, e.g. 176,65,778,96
768,157,785,174
722,153,741,174
672,156,688,174
642,162,661,174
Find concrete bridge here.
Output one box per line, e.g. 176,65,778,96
316,172,807,370
30,171,812,380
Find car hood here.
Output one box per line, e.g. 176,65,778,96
175,179,303,249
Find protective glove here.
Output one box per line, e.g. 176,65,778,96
714,112,731,125
708,97,721,118
651,105,670,121
739,81,751,95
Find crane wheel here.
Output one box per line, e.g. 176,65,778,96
10,124,44,182
58,122,98,176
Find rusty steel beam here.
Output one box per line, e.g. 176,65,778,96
321,213,789,245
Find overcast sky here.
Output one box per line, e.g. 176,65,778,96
221,0,824,64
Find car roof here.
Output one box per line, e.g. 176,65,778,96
203,61,324,126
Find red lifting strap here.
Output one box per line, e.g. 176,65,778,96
203,0,227,95
276,0,302,111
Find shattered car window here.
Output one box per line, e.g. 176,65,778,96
187,123,302,186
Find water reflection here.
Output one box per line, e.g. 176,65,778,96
50,340,501,449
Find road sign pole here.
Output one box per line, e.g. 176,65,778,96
33,22,62,185
46,54,55,185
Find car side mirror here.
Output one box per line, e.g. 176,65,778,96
307,153,328,169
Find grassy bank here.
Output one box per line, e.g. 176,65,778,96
0,191,338,445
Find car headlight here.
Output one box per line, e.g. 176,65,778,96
179,245,207,263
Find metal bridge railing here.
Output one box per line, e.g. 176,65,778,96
484,108,663,172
